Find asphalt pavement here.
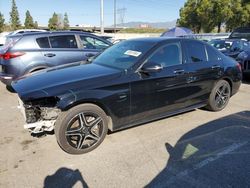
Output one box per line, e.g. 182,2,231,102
0,81,249,188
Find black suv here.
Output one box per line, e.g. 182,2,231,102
229,27,250,41
0,31,112,85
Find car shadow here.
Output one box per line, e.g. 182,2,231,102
6,85,16,93
145,111,250,188
242,75,250,84
43,167,88,188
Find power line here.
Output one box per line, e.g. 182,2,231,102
117,7,126,26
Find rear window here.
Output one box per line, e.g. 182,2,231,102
36,37,50,48
2,36,21,50
49,35,77,48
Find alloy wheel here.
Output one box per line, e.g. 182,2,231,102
215,83,230,109
65,112,104,150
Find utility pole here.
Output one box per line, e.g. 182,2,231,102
100,0,104,34
117,7,126,26
114,0,116,33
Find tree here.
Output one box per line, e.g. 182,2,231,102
196,0,216,33
9,0,21,30
24,10,35,29
210,0,233,33
48,12,59,30
0,12,5,32
63,13,70,30
225,0,250,31
177,0,201,33
34,21,38,29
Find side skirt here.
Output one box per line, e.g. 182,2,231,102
111,103,207,132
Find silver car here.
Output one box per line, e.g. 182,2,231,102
0,31,112,85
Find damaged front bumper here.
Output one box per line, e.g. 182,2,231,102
18,97,61,134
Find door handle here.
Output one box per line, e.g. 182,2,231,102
44,53,56,57
211,65,220,69
173,69,185,74
119,94,127,99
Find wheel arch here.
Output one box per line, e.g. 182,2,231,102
221,77,233,96
27,65,49,73
59,99,114,131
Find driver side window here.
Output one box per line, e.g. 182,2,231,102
146,43,181,67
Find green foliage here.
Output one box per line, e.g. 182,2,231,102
63,13,70,30
178,0,250,33
0,12,5,32
24,10,35,29
177,0,201,33
34,21,38,29
226,0,250,31
9,0,21,30
48,12,59,30
208,0,233,33
118,28,165,33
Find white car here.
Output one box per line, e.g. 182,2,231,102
0,29,46,46
0,32,11,46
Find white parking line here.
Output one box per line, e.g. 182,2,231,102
166,141,248,186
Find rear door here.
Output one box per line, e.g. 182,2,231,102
182,40,223,105
78,35,111,58
130,42,189,123
38,34,85,67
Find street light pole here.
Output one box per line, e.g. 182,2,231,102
100,0,104,34
114,0,116,33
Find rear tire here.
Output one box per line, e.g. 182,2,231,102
55,104,108,154
206,80,231,111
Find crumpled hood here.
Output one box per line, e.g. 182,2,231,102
12,62,121,101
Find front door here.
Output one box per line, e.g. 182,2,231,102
130,42,189,123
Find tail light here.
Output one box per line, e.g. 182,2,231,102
0,52,25,60
236,62,242,72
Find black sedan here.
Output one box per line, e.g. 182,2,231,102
12,38,242,154
236,50,250,76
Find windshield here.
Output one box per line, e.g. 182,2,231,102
93,40,156,70
208,40,231,50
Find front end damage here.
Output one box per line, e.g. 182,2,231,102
18,97,61,134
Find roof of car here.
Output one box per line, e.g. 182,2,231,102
9,31,97,37
126,37,205,43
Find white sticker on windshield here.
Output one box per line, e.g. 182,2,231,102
124,50,142,57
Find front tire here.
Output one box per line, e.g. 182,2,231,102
206,80,231,111
55,104,108,154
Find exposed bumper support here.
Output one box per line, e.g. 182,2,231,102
24,120,56,134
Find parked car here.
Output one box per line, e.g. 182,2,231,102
229,27,250,41
99,35,113,43
208,39,232,51
236,50,250,76
0,31,112,85
13,38,242,154
0,32,11,46
0,29,46,46
208,39,250,59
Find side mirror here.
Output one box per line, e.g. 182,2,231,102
140,63,163,73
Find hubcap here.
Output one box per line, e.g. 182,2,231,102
65,113,103,150
215,84,230,109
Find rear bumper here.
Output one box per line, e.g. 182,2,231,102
0,73,14,85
